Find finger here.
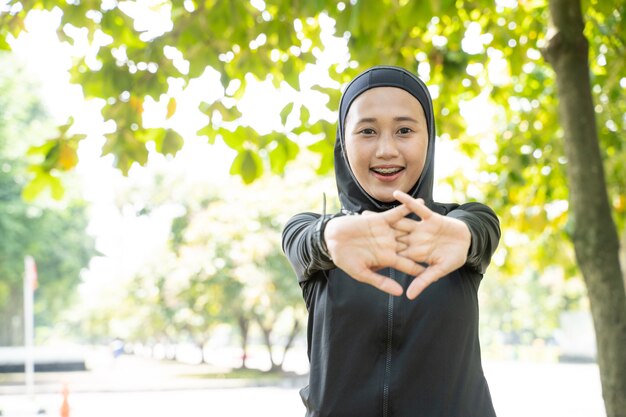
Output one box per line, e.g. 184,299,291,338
362,210,375,216
406,266,444,300
394,227,409,238
393,191,433,220
396,241,409,252
381,203,411,223
397,248,418,263
392,218,418,233
392,255,426,278
396,235,409,245
396,237,417,252
359,269,404,296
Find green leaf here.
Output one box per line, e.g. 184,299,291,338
151,129,184,156
197,123,217,144
27,140,56,158
0,35,10,51
311,85,342,112
200,100,243,122
269,145,287,174
269,137,299,174
22,173,47,201
316,150,334,174
22,171,65,201
219,127,245,151
102,130,149,175
286,64,300,91
230,149,263,184
307,137,333,154
300,105,310,125
41,141,61,171
280,102,294,126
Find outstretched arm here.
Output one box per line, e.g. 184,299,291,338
445,202,501,274
282,212,336,283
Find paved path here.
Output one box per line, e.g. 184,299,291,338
0,354,606,417
484,361,605,417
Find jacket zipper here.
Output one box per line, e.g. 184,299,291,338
383,269,395,417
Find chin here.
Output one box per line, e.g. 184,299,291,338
372,191,397,203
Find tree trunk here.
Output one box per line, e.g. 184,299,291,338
278,318,301,370
197,339,208,364
238,315,250,369
544,1,626,416
254,314,279,372
619,230,626,287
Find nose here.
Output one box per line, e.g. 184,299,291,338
375,132,399,159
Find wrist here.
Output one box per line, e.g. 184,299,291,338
322,217,340,258
318,212,354,260
315,215,342,261
455,219,472,256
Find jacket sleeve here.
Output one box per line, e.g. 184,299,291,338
446,203,501,274
282,212,336,283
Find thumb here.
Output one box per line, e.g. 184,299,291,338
381,204,410,223
406,266,444,300
358,269,404,296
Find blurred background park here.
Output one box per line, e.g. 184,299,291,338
0,0,624,416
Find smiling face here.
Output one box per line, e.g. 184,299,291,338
344,87,429,203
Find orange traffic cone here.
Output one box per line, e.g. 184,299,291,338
60,382,70,417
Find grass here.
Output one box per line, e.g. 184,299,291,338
181,367,290,380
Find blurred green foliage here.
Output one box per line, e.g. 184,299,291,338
0,53,96,345
0,0,623,273
73,162,330,370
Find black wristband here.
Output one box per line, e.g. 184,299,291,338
313,193,342,261
317,215,333,260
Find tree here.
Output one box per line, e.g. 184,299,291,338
2,1,624,413
542,1,626,414
74,155,323,370
250,217,305,372
0,53,95,345
174,243,248,366
170,173,317,372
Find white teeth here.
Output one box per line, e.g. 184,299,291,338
372,167,402,174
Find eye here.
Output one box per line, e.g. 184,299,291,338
359,128,376,135
397,127,413,135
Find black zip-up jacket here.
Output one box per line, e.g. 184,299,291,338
282,66,501,417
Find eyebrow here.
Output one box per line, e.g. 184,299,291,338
355,116,419,124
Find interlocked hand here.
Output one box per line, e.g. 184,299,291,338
324,204,425,296
324,191,470,299
392,190,471,299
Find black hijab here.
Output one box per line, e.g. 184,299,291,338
334,66,436,213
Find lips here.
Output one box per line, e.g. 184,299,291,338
371,167,403,175
370,165,405,181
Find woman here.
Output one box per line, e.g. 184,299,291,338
282,66,501,417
